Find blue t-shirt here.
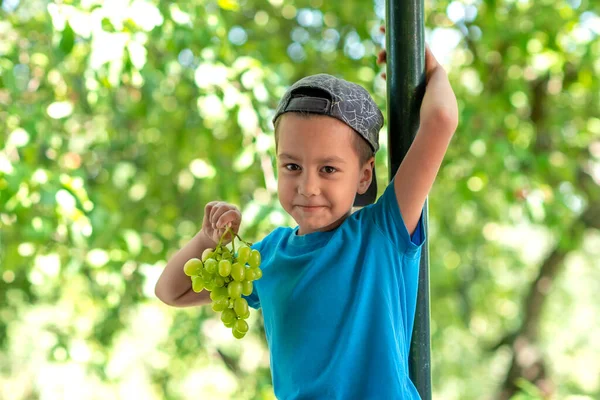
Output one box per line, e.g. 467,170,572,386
245,179,426,400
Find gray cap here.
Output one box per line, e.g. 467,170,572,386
273,74,384,206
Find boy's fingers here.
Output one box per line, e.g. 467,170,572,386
204,201,217,216
376,50,386,65
210,203,229,225
204,203,218,228
216,210,240,229
424,45,439,74
379,25,385,33
209,204,219,225
204,202,240,236
206,200,225,214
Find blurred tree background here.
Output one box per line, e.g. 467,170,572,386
1,0,599,399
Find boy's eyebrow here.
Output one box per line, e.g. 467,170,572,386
278,153,346,164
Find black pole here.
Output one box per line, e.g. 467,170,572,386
385,0,431,399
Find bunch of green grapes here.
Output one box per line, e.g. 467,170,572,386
183,228,262,339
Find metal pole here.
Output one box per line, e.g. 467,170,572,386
385,0,431,399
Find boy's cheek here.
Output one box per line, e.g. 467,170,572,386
277,181,294,203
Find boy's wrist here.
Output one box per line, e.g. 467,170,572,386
197,229,218,249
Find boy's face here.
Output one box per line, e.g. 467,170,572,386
276,114,374,235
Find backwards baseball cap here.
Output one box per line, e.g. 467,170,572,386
272,74,384,206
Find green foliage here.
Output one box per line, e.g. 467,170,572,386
511,378,545,400
1,0,599,399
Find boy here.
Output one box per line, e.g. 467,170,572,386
155,46,458,399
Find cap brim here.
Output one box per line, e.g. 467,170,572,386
353,167,377,207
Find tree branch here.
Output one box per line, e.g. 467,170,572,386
497,201,598,399
496,59,600,398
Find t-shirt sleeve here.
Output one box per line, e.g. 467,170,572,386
243,241,263,309
369,177,426,255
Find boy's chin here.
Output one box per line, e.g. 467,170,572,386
296,220,326,235
296,219,342,235
292,209,351,234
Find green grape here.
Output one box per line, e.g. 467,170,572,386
248,249,261,268
223,319,235,328
204,279,216,291
204,258,218,274
232,328,246,339
228,298,235,308
221,309,236,325
227,281,243,298
241,280,253,296
234,319,249,333
218,259,232,277
184,258,203,276
211,298,229,312
201,248,214,262
237,245,251,264
224,276,232,284
191,276,204,293
219,287,230,298
234,298,249,317
201,269,214,281
214,275,225,287
246,267,262,281
241,309,250,319
222,249,232,260
231,262,245,281
245,268,257,282
210,287,228,301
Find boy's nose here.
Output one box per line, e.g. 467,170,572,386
298,172,320,197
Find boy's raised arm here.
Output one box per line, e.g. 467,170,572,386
393,47,458,235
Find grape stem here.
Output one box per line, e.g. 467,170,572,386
234,232,253,247
217,229,227,248
217,227,253,250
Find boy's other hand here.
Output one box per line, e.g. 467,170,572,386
376,44,439,77
377,25,387,80
420,46,459,133
376,25,458,133
375,28,439,86
201,201,242,247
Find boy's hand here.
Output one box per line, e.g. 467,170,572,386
201,201,242,246
420,46,459,133
377,25,386,79
376,29,458,132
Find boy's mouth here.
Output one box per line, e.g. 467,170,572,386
297,205,325,211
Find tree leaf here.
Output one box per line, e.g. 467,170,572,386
59,21,75,56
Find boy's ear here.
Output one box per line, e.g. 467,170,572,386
357,157,375,194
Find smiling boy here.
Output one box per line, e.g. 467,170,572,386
276,113,375,235
155,47,458,399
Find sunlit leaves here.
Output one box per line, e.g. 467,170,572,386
1,0,599,398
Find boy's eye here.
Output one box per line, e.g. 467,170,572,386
282,164,337,174
285,164,300,171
